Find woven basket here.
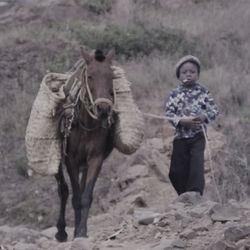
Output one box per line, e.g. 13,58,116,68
112,66,144,154
25,65,144,176
25,73,68,175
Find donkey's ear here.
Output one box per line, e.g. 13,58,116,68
80,47,92,64
106,49,115,63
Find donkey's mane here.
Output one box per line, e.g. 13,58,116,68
95,49,105,62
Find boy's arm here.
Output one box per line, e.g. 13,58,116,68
165,93,181,127
202,91,219,123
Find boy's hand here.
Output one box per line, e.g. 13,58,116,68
192,114,207,123
179,116,202,128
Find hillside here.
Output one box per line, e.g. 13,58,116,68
0,0,250,249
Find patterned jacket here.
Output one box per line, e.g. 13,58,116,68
165,82,218,139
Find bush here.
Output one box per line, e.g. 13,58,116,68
77,0,115,15
71,24,202,59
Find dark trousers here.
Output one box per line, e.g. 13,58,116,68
169,132,205,196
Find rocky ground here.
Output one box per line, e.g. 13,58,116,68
2,183,250,250
2,124,249,250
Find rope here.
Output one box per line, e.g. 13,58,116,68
201,125,222,203
84,67,95,107
63,60,85,95
79,67,98,120
67,59,85,73
80,66,114,120
141,112,169,120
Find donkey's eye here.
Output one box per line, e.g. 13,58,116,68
88,75,92,80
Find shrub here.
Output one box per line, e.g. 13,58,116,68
77,0,115,15
70,23,203,59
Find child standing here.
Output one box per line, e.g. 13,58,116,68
165,55,218,196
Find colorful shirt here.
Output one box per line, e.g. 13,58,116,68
165,82,218,139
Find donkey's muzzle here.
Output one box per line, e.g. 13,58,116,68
96,103,112,119
94,98,113,120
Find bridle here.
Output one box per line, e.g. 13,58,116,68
76,65,115,129
61,61,115,157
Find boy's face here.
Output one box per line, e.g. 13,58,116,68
179,62,199,86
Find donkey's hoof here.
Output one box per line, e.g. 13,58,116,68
55,231,68,242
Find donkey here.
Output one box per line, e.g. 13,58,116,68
55,48,115,241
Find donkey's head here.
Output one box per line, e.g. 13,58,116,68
81,48,115,120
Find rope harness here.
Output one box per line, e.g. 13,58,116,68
79,66,114,121
60,64,114,157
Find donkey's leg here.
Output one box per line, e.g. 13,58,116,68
66,159,82,237
55,164,69,242
75,156,103,238
80,165,88,193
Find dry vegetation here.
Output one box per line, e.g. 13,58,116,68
1,0,250,212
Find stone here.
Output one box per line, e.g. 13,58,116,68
207,240,237,250
224,225,250,242
150,238,176,250
175,192,203,206
41,227,57,239
134,209,161,225
13,243,40,250
172,239,187,248
70,237,94,250
210,204,241,223
180,229,197,240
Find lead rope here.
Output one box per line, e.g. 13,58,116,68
201,124,222,203
81,67,98,120
81,67,114,122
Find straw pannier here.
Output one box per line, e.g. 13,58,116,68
112,66,144,154
25,73,68,175
25,65,144,176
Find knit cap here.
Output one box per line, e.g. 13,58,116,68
175,55,201,78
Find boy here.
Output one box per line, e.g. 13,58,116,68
165,55,218,196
